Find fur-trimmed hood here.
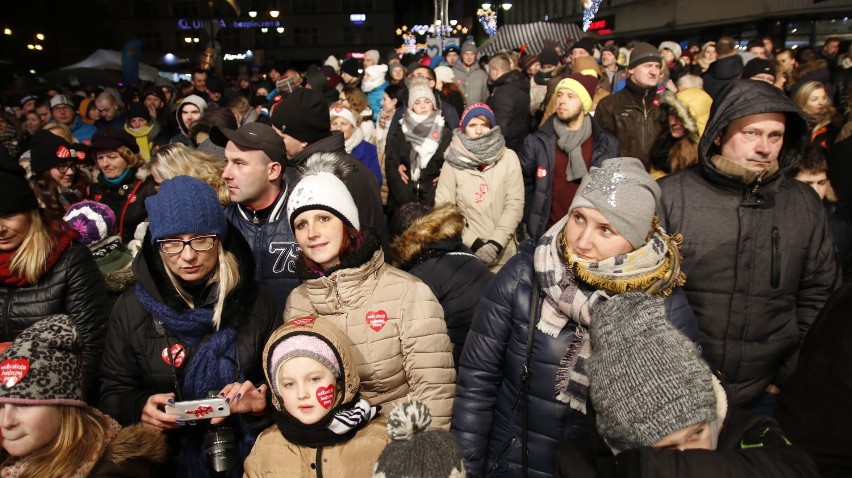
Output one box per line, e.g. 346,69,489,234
660,92,700,144
103,424,168,467
661,88,713,142
391,204,465,269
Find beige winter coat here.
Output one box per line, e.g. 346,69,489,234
244,317,390,478
284,248,457,429
434,147,524,271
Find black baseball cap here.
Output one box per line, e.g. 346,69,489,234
210,123,286,164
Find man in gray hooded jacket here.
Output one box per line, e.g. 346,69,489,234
452,41,489,105
657,80,838,412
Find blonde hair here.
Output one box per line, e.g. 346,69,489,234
41,123,76,143
0,406,107,478
150,143,229,205
341,87,369,116
10,210,56,284
228,95,251,116
794,81,837,129
160,241,240,330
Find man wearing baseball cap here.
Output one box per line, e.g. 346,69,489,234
210,122,299,308
269,88,389,253
50,94,96,143
594,42,667,170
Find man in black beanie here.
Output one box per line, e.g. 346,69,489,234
269,88,389,253
594,41,667,170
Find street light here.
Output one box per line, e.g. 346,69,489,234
34,44,43,50
185,37,192,43
36,33,44,40
27,44,34,50
276,26,284,33
3,28,11,36
482,3,491,9
261,27,269,33
248,10,257,17
269,10,279,18
501,3,512,10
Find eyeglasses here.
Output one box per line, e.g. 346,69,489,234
157,235,217,254
54,163,75,174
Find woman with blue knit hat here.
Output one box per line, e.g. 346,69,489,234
452,157,699,477
435,102,524,271
99,175,278,477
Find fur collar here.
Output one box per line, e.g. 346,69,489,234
391,204,465,268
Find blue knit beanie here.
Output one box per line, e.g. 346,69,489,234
145,175,228,243
460,102,496,131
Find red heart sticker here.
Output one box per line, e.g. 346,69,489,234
161,343,186,368
291,316,316,326
56,145,71,159
316,384,335,409
536,167,547,178
479,183,489,194
474,192,484,204
432,131,439,139
0,359,30,388
75,150,86,161
366,310,388,332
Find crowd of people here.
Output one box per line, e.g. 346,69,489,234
0,31,850,478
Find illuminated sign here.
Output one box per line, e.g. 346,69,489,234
586,15,615,33
177,18,282,30
350,14,366,24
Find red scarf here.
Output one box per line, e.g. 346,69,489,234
0,230,77,287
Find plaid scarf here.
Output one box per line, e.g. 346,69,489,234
401,110,444,182
444,126,506,170
533,215,684,413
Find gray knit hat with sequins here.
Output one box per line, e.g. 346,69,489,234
587,293,716,453
568,157,661,249
372,400,466,478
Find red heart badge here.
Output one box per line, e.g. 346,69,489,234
161,343,186,368
56,145,71,159
316,384,335,409
291,316,316,327
365,310,388,332
432,131,439,140
479,183,489,194
536,167,547,179
0,359,30,388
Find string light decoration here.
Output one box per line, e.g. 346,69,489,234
582,0,602,31
395,22,469,54
477,8,498,37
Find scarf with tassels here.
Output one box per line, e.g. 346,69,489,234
533,215,685,413
401,110,444,182
444,125,506,170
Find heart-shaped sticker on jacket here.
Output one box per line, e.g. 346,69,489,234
0,359,30,388
365,310,388,332
161,343,186,368
316,384,335,409
290,316,316,327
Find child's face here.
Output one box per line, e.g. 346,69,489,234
278,356,337,425
130,117,149,129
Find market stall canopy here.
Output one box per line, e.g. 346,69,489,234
61,49,161,82
477,21,585,57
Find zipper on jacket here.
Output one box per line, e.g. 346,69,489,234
3,290,12,339
315,447,324,478
771,227,781,289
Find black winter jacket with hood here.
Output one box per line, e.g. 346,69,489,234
701,54,744,100
658,80,839,407
520,116,620,241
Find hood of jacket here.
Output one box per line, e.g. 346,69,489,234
175,94,208,136
102,423,168,467
133,222,258,329
698,79,808,187
391,204,465,268
289,131,345,166
660,91,701,143
706,54,744,81
262,315,361,412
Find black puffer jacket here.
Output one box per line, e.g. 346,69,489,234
99,224,279,426
451,241,699,478
657,80,839,407
555,408,818,478
486,70,531,152
519,117,620,241
90,168,157,243
391,204,495,368
0,235,107,403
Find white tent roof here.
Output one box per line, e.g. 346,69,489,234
61,49,161,82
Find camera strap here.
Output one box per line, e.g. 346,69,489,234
153,318,185,402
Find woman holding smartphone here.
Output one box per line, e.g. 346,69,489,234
99,176,278,477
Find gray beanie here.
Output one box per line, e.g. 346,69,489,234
372,400,465,478
461,41,477,54
628,42,663,69
568,157,661,249
588,292,716,453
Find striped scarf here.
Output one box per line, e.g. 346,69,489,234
401,110,444,182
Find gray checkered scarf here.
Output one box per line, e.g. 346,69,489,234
401,110,445,182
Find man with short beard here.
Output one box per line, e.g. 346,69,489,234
519,73,620,240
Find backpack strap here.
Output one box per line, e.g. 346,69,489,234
521,274,543,478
